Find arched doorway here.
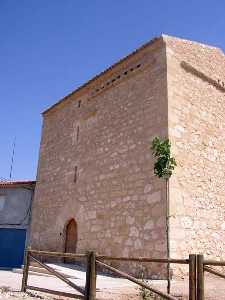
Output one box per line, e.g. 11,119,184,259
64,219,77,263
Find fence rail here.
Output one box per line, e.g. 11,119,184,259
97,255,189,264
29,249,87,258
97,254,196,300
26,286,85,299
96,259,178,300
21,248,199,300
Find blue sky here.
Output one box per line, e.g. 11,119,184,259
1,0,225,180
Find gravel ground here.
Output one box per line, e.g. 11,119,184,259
0,289,52,300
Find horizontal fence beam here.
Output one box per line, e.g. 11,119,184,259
204,266,225,280
28,249,188,264
203,260,225,266
29,249,86,259
96,260,178,300
97,255,188,264
26,285,85,299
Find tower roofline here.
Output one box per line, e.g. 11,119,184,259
42,35,163,117
42,34,224,117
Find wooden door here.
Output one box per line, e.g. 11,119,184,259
64,219,77,263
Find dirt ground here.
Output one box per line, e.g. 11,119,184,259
0,264,225,299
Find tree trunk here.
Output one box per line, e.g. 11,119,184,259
166,178,171,294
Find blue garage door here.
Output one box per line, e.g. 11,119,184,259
0,228,26,268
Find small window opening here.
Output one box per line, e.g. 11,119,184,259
76,125,80,142
74,166,78,183
78,100,81,108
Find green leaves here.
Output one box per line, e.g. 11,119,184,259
151,137,177,179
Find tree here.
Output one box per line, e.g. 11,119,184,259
151,137,176,294
151,137,176,180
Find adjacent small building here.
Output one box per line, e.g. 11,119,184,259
0,180,35,268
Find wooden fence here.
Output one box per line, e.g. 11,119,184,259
21,248,88,299
96,254,196,300
21,248,198,300
196,254,225,300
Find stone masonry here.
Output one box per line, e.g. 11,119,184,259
30,35,225,278
166,36,225,276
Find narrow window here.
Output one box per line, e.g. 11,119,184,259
74,166,78,183
76,125,80,142
78,100,81,108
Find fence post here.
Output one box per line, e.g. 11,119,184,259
189,254,196,300
21,247,30,292
85,251,96,300
197,254,204,300
90,251,96,300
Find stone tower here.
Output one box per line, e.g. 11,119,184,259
30,35,225,277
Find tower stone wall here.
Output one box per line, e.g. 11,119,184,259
30,35,225,278
30,37,169,277
165,35,225,276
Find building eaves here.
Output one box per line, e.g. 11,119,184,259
0,180,36,188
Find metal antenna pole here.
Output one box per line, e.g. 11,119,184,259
9,137,16,179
